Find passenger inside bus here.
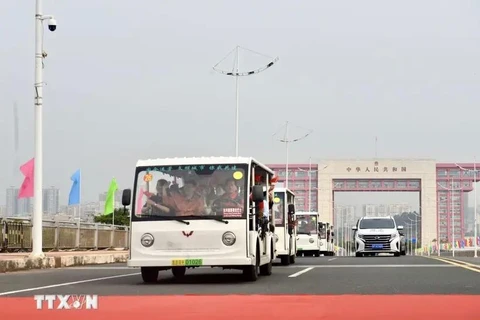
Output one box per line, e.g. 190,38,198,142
211,179,244,214
142,179,172,216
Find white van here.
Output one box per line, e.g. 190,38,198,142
352,216,404,257
122,156,277,282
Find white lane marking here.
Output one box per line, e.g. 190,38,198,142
66,267,136,270
0,272,140,296
283,264,455,268
288,267,314,278
328,258,337,262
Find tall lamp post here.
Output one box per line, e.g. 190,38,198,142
296,157,328,212
272,121,313,189
213,46,279,156
32,0,57,259
455,161,479,258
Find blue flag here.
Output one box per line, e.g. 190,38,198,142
68,169,81,205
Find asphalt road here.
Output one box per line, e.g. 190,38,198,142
0,255,479,297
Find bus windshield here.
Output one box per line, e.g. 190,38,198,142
273,192,285,227
296,214,318,235
318,222,327,239
132,164,248,220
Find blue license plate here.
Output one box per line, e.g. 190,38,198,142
372,244,383,249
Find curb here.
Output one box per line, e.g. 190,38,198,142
0,253,128,273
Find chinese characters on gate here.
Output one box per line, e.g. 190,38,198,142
345,161,407,173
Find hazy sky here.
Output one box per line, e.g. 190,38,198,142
1,0,480,205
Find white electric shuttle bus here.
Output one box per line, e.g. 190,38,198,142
121,157,277,283
295,211,322,257
272,188,297,265
318,221,335,256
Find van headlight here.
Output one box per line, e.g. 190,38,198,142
140,233,154,247
391,233,398,239
222,231,236,246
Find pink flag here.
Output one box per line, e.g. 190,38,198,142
18,158,34,199
136,188,144,214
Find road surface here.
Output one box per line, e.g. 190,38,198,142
0,255,478,319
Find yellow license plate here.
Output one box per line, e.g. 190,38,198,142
171,259,203,266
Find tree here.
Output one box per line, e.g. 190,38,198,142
94,208,130,226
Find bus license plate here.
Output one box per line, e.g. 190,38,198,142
372,244,383,249
171,259,203,266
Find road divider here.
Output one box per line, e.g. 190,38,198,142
0,250,128,273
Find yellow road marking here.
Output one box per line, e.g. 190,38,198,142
430,257,480,274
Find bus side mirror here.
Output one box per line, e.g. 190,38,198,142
288,204,295,214
352,226,358,231
251,185,264,202
122,189,132,206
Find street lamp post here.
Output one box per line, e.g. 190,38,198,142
32,0,56,259
213,46,279,156
272,121,313,189
297,158,328,212
455,161,479,258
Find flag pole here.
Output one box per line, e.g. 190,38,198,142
112,176,115,226
78,169,82,220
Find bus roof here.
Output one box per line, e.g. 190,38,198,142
273,187,295,195
136,156,274,174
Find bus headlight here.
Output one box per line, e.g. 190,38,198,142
140,233,154,247
222,231,236,246
309,238,314,243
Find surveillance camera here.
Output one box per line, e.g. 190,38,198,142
47,18,57,32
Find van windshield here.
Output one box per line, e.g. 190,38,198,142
359,218,395,229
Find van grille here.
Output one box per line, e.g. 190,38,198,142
363,235,391,250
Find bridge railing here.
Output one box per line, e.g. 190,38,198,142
0,217,129,252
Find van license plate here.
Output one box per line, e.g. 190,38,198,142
372,244,383,249
171,259,203,266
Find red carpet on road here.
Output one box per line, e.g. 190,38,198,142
0,295,478,319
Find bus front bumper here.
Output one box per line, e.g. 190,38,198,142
128,257,254,268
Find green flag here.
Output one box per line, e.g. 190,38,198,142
103,177,118,215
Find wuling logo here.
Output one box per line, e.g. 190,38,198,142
182,231,194,237
34,294,98,310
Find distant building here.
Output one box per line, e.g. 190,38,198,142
5,186,60,216
267,164,318,212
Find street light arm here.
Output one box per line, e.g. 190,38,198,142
213,57,279,76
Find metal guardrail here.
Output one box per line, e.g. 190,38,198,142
0,218,129,252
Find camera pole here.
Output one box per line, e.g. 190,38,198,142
32,0,56,258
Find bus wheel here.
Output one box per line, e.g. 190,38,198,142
243,246,260,281
141,267,158,283
281,255,290,266
289,254,296,264
260,255,272,276
172,267,186,278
